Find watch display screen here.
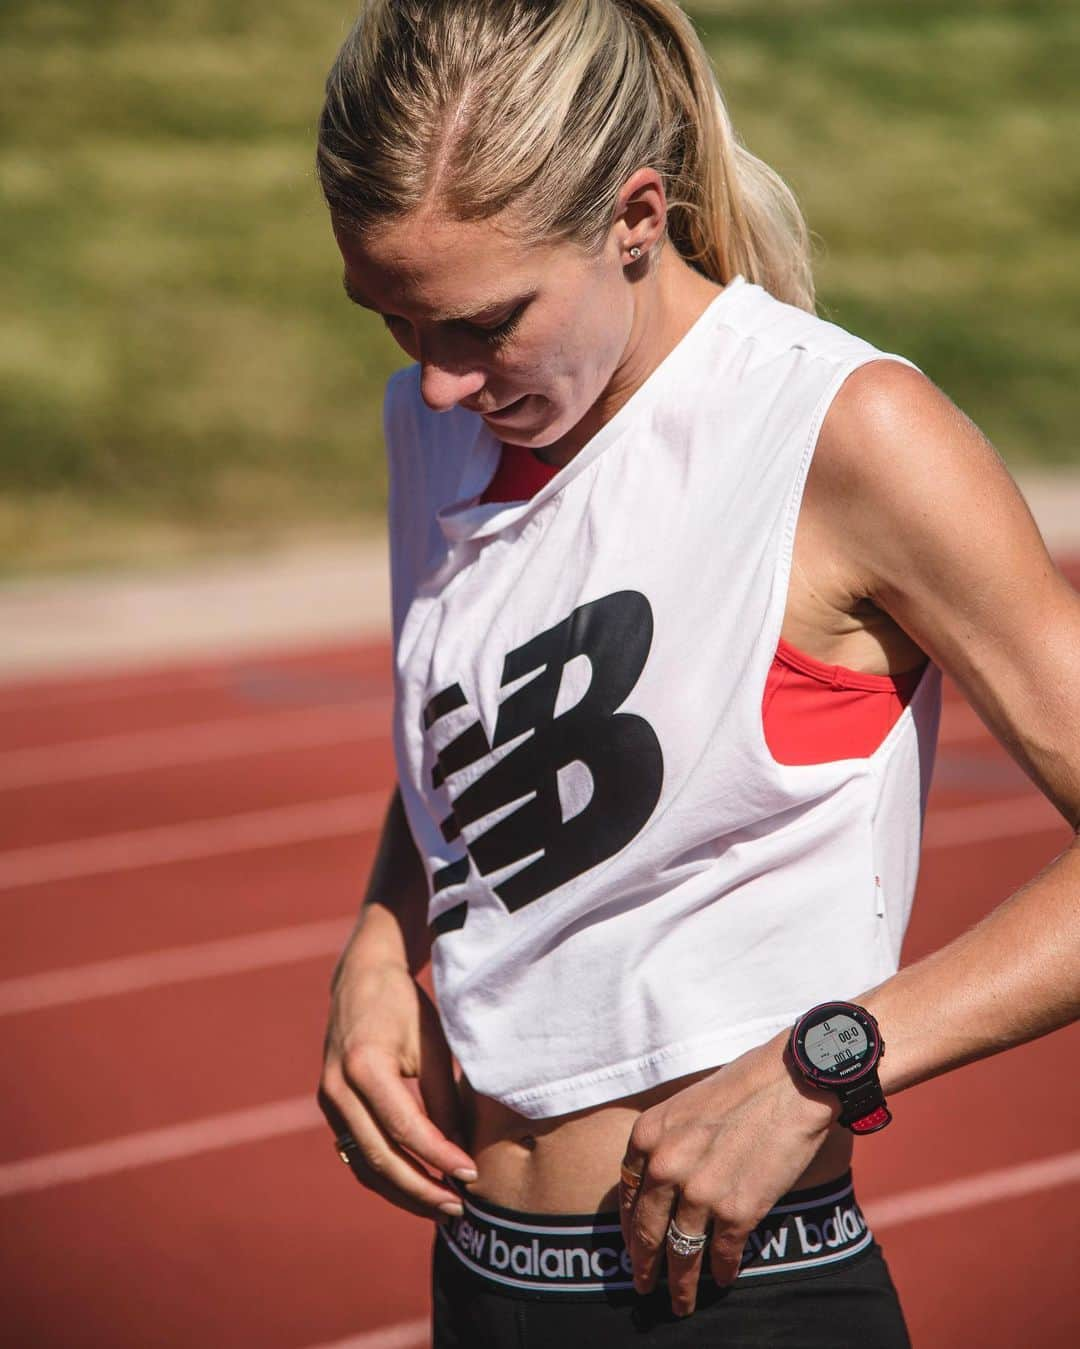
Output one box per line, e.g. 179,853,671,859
804,1014,869,1072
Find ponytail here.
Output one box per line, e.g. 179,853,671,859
619,1,814,310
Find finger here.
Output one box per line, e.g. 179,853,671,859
339,1143,457,1221
346,1047,477,1180
708,1217,752,1287
415,1004,474,1165
665,1197,711,1318
321,1091,463,1218
416,1060,467,1155
618,1161,644,1251
618,1145,647,1252
318,1082,464,1218
629,1168,677,1294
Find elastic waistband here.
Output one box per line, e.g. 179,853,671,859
438,1170,873,1301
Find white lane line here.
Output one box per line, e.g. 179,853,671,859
865,1150,1080,1229
7,794,1062,1015
0,645,389,712
2,798,1064,1015
0,791,1068,893
0,666,234,711
0,702,392,789
0,760,1058,911
0,1096,321,1198
8,692,983,781
0,704,993,804
0,918,354,1016
0,792,388,892
1,1053,1075,1228
923,794,1070,849
303,1324,429,1349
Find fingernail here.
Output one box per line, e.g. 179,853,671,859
451,1167,478,1181
438,1201,465,1217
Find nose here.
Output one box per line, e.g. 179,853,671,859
419,357,486,414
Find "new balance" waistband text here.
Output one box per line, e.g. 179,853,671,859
438,1176,873,1298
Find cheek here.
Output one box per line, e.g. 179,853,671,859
526,319,614,396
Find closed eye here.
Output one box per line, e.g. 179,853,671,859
459,303,527,346
380,301,529,347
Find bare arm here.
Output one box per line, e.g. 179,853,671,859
818,359,1080,1087
623,361,1080,1315
318,787,476,1219
332,786,433,983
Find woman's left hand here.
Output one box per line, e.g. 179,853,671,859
620,1034,838,1318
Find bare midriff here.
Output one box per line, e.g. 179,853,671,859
457,1065,854,1215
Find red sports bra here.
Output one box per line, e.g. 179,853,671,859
481,444,926,765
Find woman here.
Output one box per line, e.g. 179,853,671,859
315,2,1080,1344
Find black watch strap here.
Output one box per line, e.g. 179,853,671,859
837,1074,892,1134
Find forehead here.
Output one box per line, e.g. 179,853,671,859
334,208,572,317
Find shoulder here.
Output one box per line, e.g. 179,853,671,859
810,358,1038,603
807,358,1079,720
812,360,1080,825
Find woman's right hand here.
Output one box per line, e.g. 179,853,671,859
317,956,478,1220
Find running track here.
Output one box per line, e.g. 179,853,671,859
3,565,1079,1348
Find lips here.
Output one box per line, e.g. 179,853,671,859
472,394,529,418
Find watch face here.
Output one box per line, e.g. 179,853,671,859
793,1003,880,1085
805,1014,868,1070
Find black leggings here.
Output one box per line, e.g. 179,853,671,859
431,1180,911,1349
433,1236,910,1347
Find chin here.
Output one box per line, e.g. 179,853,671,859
507,408,575,449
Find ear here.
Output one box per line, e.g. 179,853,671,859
611,167,668,263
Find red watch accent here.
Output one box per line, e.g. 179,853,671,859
848,1104,892,1135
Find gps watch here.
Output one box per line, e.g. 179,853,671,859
787,1001,892,1135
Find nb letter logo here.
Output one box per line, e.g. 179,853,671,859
424,591,663,930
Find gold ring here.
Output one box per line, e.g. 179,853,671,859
335,1132,360,1166
620,1161,643,1188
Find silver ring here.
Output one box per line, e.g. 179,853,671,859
666,1217,709,1257
335,1132,360,1166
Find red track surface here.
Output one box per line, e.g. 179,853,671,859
3,568,1079,1348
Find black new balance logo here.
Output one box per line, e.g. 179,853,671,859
424,592,663,934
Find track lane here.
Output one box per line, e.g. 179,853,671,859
0,701,392,790
1,960,334,1162
0,643,392,748
0,1131,432,1349
3,815,1072,1163
2,585,1078,1347
4,833,377,978
875,1187,1076,1348
2,744,396,852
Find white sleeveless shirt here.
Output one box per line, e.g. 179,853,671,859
384,276,941,1120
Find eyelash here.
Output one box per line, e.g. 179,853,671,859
382,306,525,347
475,307,524,346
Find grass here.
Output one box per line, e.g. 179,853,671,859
2,1,1077,575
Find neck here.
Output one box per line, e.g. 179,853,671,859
532,249,723,469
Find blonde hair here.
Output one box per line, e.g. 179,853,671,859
318,0,815,311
